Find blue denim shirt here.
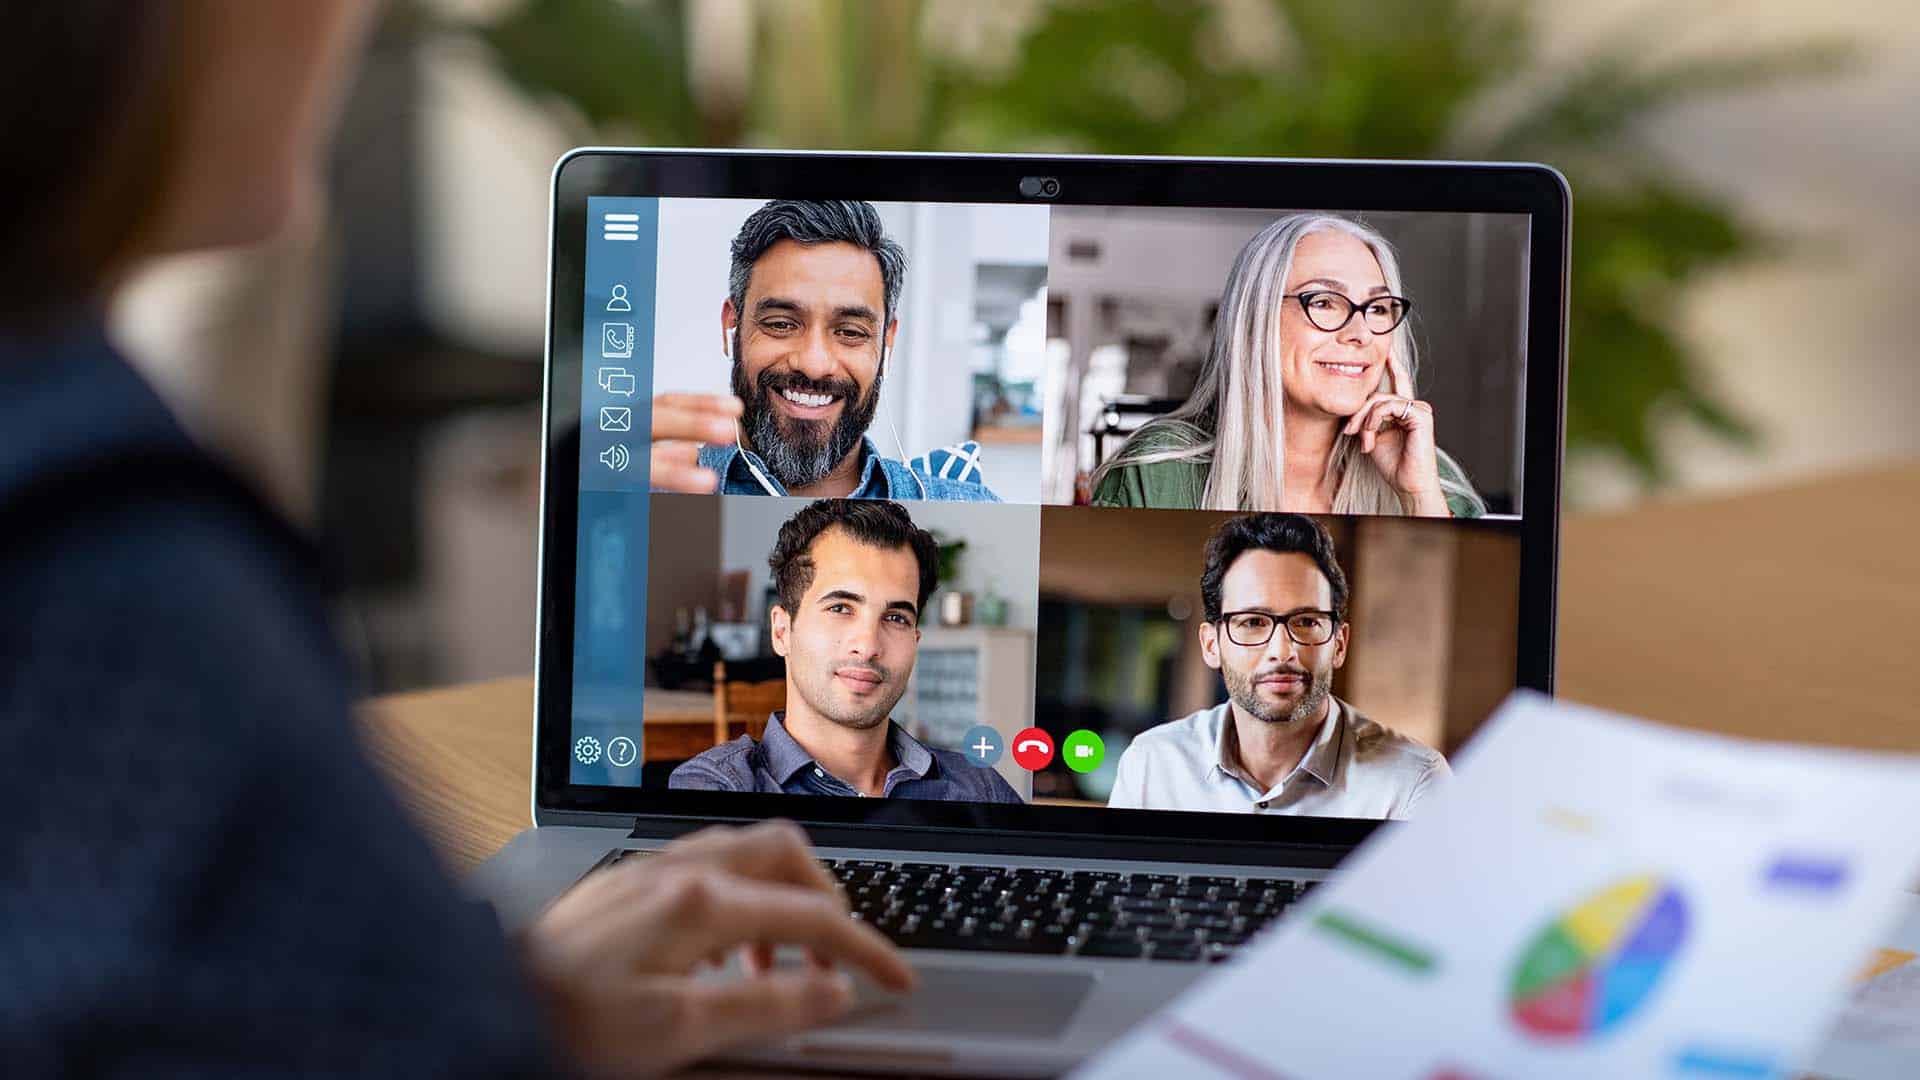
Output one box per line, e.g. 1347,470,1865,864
696,436,1000,501
668,712,1024,804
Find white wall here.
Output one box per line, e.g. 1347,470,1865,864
912,500,1043,631
890,202,980,458
1047,206,1274,304
651,197,783,396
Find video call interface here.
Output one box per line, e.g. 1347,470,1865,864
569,195,1533,823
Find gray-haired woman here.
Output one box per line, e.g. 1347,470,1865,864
1091,214,1484,517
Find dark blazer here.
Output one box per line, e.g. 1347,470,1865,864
0,320,556,1074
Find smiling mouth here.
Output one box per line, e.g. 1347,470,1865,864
777,387,842,411
1314,361,1371,379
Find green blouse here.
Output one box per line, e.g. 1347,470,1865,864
1090,426,1486,518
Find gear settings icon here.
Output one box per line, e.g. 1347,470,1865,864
573,735,603,765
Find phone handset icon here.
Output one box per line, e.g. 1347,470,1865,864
1010,727,1054,771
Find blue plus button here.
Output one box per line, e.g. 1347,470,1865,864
960,725,1004,768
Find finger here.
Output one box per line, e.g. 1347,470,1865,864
649,458,719,494
1376,399,1432,435
1360,398,1407,455
1366,396,1432,435
1344,395,1396,440
651,406,738,446
532,863,851,979
1387,351,1413,400
654,871,914,991
653,391,745,418
543,822,841,938
653,394,743,425
535,850,671,930
651,440,700,470
657,821,842,901
674,968,859,1064
652,395,742,445
1401,401,1438,455
744,942,776,976
1343,393,1399,436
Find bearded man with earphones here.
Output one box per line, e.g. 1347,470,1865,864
649,200,999,502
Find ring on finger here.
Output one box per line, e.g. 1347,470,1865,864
1399,400,1412,421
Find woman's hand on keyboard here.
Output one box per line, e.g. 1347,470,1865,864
518,820,915,1078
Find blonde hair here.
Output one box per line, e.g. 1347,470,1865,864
1093,214,1482,516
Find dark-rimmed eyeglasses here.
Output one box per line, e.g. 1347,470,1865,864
1284,290,1411,334
1218,609,1340,648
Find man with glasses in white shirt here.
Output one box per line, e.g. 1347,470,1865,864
1108,513,1449,819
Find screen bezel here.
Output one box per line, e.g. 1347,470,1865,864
535,148,1568,852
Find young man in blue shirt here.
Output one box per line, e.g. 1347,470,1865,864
671,500,1021,803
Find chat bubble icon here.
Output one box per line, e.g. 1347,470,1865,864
597,366,636,396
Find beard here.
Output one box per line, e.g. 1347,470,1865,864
791,655,904,732
1223,660,1334,727
732,333,882,490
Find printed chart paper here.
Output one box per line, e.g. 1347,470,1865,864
1075,692,1920,1080
1808,893,1920,1080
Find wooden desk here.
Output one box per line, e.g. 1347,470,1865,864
1556,460,1920,749
362,462,1920,873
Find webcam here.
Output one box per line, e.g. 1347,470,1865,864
1019,176,1061,199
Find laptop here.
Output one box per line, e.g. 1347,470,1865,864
469,148,1569,1076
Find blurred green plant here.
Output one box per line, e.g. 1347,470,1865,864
465,0,935,148
932,534,967,587
467,0,1856,488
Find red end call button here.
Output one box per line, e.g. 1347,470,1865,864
1010,727,1054,771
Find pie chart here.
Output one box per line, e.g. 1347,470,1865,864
1508,874,1689,1040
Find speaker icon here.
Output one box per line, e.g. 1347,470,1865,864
599,443,631,473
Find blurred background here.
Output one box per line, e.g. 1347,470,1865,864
108,0,1919,693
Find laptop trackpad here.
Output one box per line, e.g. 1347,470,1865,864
843,964,1093,1039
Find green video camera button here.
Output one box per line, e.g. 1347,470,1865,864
1061,729,1105,773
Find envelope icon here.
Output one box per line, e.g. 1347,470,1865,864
599,406,632,432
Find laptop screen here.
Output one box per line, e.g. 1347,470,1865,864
565,192,1532,823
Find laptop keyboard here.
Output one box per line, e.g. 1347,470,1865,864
826,858,1315,963
605,851,1317,962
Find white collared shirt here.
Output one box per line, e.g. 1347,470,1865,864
1107,697,1450,819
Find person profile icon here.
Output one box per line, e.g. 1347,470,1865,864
606,283,632,313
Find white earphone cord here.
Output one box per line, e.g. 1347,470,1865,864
724,328,784,496
878,341,928,501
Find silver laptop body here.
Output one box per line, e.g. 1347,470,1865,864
468,148,1570,1077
